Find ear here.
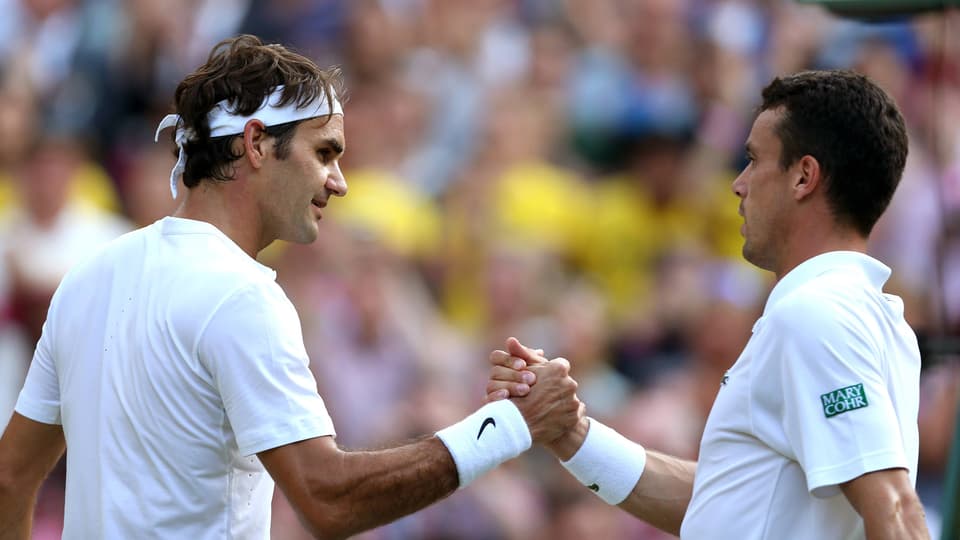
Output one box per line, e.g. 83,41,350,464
793,155,822,201
242,119,268,170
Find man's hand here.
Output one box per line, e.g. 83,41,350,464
511,356,584,445
484,337,584,446
485,337,547,401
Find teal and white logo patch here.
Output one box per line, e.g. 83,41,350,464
821,383,869,418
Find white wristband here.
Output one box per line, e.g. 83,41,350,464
561,418,646,504
436,400,532,488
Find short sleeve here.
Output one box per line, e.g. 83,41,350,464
15,307,62,425
772,295,908,498
199,282,335,456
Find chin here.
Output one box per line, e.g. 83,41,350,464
287,223,320,245
742,243,774,272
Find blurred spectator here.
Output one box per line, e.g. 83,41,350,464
0,135,129,365
114,143,182,228
551,281,632,420
580,133,742,322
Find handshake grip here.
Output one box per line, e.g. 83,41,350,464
507,358,583,446
435,339,585,489
484,338,645,506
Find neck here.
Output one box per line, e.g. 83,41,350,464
173,180,266,259
773,221,868,281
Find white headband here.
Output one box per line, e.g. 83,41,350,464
154,85,343,198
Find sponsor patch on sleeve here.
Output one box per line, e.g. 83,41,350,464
820,383,869,418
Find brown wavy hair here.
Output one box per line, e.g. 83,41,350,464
170,35,345,187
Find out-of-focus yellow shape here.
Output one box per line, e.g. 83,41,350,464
326,168,441,256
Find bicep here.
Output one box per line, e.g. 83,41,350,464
258,435,355,538
259,435,341,506
257,436,341,497
0,413,65,490
840,468,929,539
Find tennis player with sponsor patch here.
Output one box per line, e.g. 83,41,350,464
0,35,583,539
488,70,930,539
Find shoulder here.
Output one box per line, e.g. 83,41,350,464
764,270,882,353
196,279,304,375
200,278,297,340
774,266,874,318
53,224,152,293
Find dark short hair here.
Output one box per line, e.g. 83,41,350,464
760,69,908,236
171,35,345,187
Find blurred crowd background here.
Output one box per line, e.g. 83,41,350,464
0,0,959,538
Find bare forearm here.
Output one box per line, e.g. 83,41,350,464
864,519,929,540
546,418,694,536
0,484,35,540
861,494,929,540
299,437,458,539
841,469,930,540
617,450,696,535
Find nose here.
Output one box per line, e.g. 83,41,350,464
326,161,347,197
731,170,746,199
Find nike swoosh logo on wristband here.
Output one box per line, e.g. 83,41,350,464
477,417,496,439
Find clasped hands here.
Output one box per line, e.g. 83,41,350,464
485,337,589,459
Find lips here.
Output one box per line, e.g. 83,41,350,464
311,198,326,220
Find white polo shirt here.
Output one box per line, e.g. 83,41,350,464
15,217,335,539
681,251,920,540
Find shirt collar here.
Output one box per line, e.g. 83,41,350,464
159,216,277,280
763,251,891,315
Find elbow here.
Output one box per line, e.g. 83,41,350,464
301,502,355,540
299,474,358,540
0,462,19,499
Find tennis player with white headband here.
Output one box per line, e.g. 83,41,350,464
154,84,344,199
0,35,583,539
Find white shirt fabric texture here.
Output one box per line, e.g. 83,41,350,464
681,251,921,540
15,216,335,539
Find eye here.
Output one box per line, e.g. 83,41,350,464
317,149,332,162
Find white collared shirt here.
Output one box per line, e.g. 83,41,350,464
15,217,335,539
681,252,921,540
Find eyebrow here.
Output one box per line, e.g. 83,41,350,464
320,137,345,156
